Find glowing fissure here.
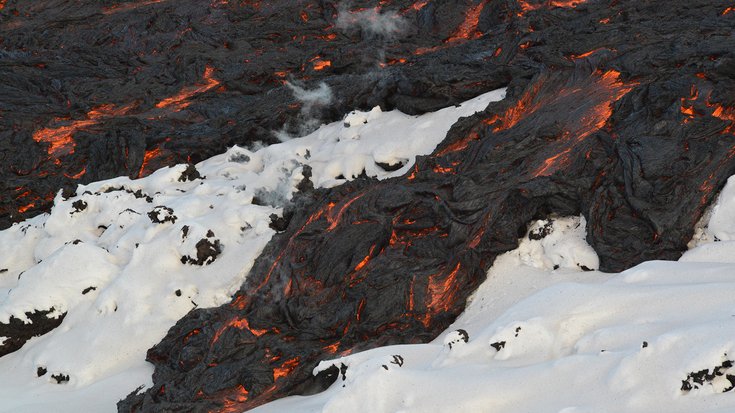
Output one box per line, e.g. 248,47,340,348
32,103,135,160
212,317,268,344
445,0,489,43
678,84,735,134
272,357,299,381
138,147,164,178
518,0,588,15
154,65,220,111
102,0,165,14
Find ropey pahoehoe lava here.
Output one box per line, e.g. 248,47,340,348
2,0,735,412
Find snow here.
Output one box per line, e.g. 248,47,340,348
3,84,735,413
0,89,505,412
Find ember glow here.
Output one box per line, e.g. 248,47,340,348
518,0,588,14
137,147,164,177
445,0,489,43
154,65,220,111
568,47,613,60
32,103,135,161
102,0,165,15
312,59,332,71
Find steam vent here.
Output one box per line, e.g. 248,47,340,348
1,0,735,412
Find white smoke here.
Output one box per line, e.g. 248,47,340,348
277,81,334,141
335,6,408,40
286,81,333,107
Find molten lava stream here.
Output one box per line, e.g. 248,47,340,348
154,65,220,112
445,0,489,43
518,0,588,15
103,0,166,14
33,103,136,163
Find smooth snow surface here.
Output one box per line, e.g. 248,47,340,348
0,89,505,412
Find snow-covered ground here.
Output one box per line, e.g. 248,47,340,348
0,89,505,412
3,87,735,413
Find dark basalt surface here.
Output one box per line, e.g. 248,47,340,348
111,1,735,411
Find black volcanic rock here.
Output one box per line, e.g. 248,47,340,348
0,309,66,357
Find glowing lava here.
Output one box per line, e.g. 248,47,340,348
155,65,220,111
312,59,331,71
102,0,165,15
212,317,268,344
517,0,587,15
445,0,489,43
32,103,135,162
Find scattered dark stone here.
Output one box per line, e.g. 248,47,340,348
181,238,222,266
122,208,140,215
553,264,560,270
206,230,214,238
491,341,506,351
82,286,97,295
101,187,153,203
390,355,404,367
37,367,47,377
515,327,522,337
579,265,593,272
51,373,70,384
339,363,348,381
0,269,7,273
376,161,406,172
147,206,177,224
178,164,202,182
229,153,251,163
681,358,735,393
642,341,648,348
61,188,77,201
293,364,340,396
269,212,292,232
71,200,88,214
529,220,554,241
0,309,67,357
181,225,190,240
175,290,182,297
296,165,314,193
442,329,468,349
71,239,82,245
335,174,345,180
457,329,469,343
